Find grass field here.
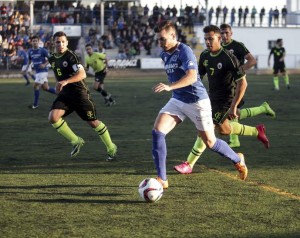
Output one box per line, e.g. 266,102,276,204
0,72,299,238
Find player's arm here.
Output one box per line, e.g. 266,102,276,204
56,64,86,92
153,69,197,92
243,52,256,71
268,49,273,67
231,76,247,118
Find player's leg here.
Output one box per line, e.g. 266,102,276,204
21,65,30,85
29,80,41,109
239,102,276,119
153,112,180,188
89,120,117,161
49,107,84,157
273,68,280,90
228,120,270,148
282,69,290,89
94,73,116,106
40,73,56,94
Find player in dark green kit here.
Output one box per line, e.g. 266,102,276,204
48,31,117,160
220,23,276,148
174,25,269,174
268,38,290,90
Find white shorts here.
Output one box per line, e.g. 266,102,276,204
159,98,214,131
21,65,32,72
35,72,48,84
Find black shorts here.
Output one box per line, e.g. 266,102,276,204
95,71,107,83
211,101,231,125
51,92,98,121
273,63,286,74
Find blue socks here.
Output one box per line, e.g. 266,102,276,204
48,87,56,94
211,138,240,164
33,89,40,106
152,130,167,180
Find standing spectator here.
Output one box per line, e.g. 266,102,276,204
208,7,214,25
281,5,288,26
42,3,50,23
222,6,228,23
93,3,100,25
230,7,236,26
243,6,249,26
268,8,273,27
273,7,279,26
251,6,257,27
238,6,243,26
259,7,265,26
215,6,221,25
268,39,290,90
143,4,149,16
171,5,177,17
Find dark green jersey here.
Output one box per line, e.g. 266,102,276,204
269,46,285,65
221,39,250,65
198,48,245,103
48,49,89,94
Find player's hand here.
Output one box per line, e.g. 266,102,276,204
152,83,171,93
56,80,68,93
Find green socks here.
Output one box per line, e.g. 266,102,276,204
94,122,114,150
52,118,78,144
187,136,206,168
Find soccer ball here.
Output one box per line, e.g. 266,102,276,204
138,178,163,203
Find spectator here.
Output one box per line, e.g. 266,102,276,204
268,8,273,27
281,5,288,26
208,7,214,25
259,7,265,26
238,6,243,26
41,3,50,23
230,7,236,26
66,14,75,24
251,6,257,27
273,7,279,26
171,5,178,17
143,4,149,16
190,32,199,49
1,3,7,20
243,6,249,26
223,6,228,23
215,6,221,25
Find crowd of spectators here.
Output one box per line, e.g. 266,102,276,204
0,1,292,70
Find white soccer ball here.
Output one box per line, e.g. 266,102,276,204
138,178,163,203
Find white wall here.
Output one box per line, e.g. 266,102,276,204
195,26,300,69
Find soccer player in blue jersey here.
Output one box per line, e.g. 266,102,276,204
152,21,248,189
174,25,269,175
27,35,56,109
15,44,35,86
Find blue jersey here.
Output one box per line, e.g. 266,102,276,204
160,42,209,103
28,47,49,73
17,49,29,65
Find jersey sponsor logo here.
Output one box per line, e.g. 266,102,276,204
51,62,55,69
217,63,222,69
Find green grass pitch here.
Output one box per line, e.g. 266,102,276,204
0,72,299,237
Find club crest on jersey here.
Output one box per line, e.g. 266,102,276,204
171,54,178,62
217,63,222,69
229,49,234,54
63,61,68,67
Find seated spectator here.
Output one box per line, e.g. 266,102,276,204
66,14,75,24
